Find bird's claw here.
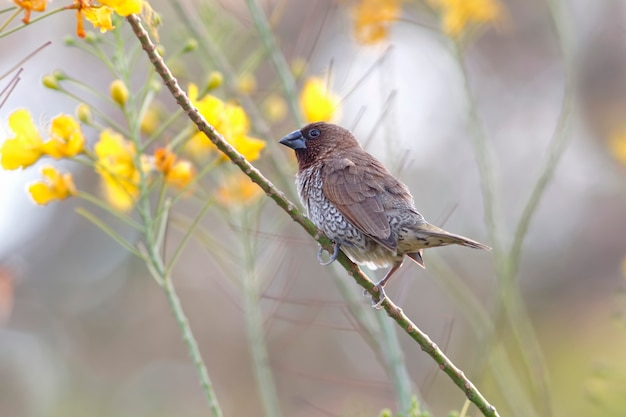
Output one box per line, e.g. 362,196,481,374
317,242,339,266
371,283,387,309
363,283,388,309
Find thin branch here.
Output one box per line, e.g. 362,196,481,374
244,0,304,126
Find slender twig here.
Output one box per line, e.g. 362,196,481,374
454,44,547,417
165,196,215,275
453,42,502,256
75,207,143,258
127,15,500,417
244,0,304,126
162,272,224,417
0,42,50,81
241,215,283,417
376,310,419,415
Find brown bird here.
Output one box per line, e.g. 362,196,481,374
280,122,490,308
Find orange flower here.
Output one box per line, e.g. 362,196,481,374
428,0,501,38
13,0,47,24
352,0,401,45
153,148,195,190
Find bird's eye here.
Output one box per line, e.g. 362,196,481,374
308,128,321,138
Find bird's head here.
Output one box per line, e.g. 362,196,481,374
279,122,360,169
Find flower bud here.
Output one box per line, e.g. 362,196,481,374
151,13,162,27
183,38,198,53
52,69,67,80
84,32,97,43
76,103,93,124
42,74,59,90
110,79,129,107
290,57,307,78
236,73,257,95
206,71,223,90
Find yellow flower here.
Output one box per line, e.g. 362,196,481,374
94,129,141,211
41,115,85,158
72,0,141,38
187,83,266,161
299,77,340,123
609,130,626,164
82,6,114,33
352,0,401,45
229,135,266,162
166,160,194,189
216,173,263,207
99,0,142,15
428,0,501,38
153,148,195,190
28,166,76,205
1,109,44,170
13,0,47,24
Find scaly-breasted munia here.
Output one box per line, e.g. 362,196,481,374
280,122,490,308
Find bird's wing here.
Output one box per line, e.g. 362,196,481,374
322,157,396,251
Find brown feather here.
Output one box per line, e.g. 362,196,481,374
322,157,396,251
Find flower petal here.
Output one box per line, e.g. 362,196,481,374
1,109,43,170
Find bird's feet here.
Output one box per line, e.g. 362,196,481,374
371,283,388,309
363,283,388,309
317,242,340,266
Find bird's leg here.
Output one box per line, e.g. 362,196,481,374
317,242,340,266
371,262,402,309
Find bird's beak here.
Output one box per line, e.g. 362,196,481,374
279,130,306,150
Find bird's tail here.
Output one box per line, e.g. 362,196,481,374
418,223,491,251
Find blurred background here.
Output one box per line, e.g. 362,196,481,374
1,0,626,416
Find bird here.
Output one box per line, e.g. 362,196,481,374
279,122,490,308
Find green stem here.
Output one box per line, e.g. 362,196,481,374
453,42,502,255
0,8,21,34
376,312,416,415
453,39,559,417
241,215,282,417
127,15,500,416
165,196,215,276
244,0,304,126
162,272,224,417
332,271,419,415
0,6,65,38
74,207,143,258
